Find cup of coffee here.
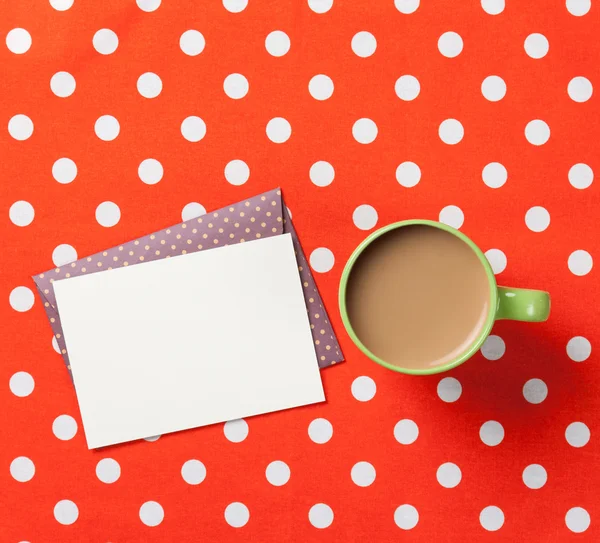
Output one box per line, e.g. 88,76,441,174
339,220,550,375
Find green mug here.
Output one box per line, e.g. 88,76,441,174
338,220,551,375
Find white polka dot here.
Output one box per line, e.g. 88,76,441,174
309,247,335,273
93,29,118,55
181,459,206,485
351,461,376,487
138,159,163,185
485,249,507,275
352,118,378,144
137,0,161,11
352,205,378,231
96,458,121,484
181,116,206,142
139,501,164,527
9,201,35,227
265,460,290,486
568,163,593,189
310,161,335,187
8,114,34,141
438,32,463,58
137,72,162,99
523,378,548,404
266,117,291,143
50,72,76,98
309,503,333,529
567,336,592,362
439,205,464,229
94,115,120,141
351,31,377,58
52,244,78,267
480,421,504,446
224,159,250,186
10,456,35,482
9,287,35,313
525,119,550,145
224,73,249,99
52,158,77,184
565,422,590,448
566,0,591,16
395,75,420,101
436,462,462,488
308,0,333,13
6,28,32,54
394,419,419,445
223,0,247,13
482,162,507,188
309,74,334,100
52,336,60,353
481,75,506,101
480,335,506,360
95,201,121,227
224,419,249,442
225,502,249,527
53,414,78,440
396,161,421,187
524,33,549,59
525,206,550,232
438,119,464,145
265,30,290,57
568,76,593,103
144,434,161,442
480,506,504,531
351,375,377,401
9,372,35,397
179,30,205,56
181,202,206,221
566,507,591,533
50,0,74,11
308,418,333,444
568,250,593,276
522,464,547,489
394,504,419,530
481,0,504,14
54,500,79,525
437,377,462,402
395,0,420,14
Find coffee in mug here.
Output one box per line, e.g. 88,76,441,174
339,220,550,375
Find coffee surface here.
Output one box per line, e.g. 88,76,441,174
346,225,491,369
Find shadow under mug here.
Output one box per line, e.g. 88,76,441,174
338,220,551,375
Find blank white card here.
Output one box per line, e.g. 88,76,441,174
54,234,325,448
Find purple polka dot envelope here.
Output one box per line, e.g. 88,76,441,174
32,187,343,378
31,188,343,448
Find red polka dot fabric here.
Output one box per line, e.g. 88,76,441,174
2,0,598,540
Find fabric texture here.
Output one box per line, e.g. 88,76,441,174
2,0,598,541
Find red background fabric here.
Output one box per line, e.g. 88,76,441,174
2,0,598,541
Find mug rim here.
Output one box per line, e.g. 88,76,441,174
338,219,498,375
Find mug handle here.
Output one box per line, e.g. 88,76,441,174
496,287,551,322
